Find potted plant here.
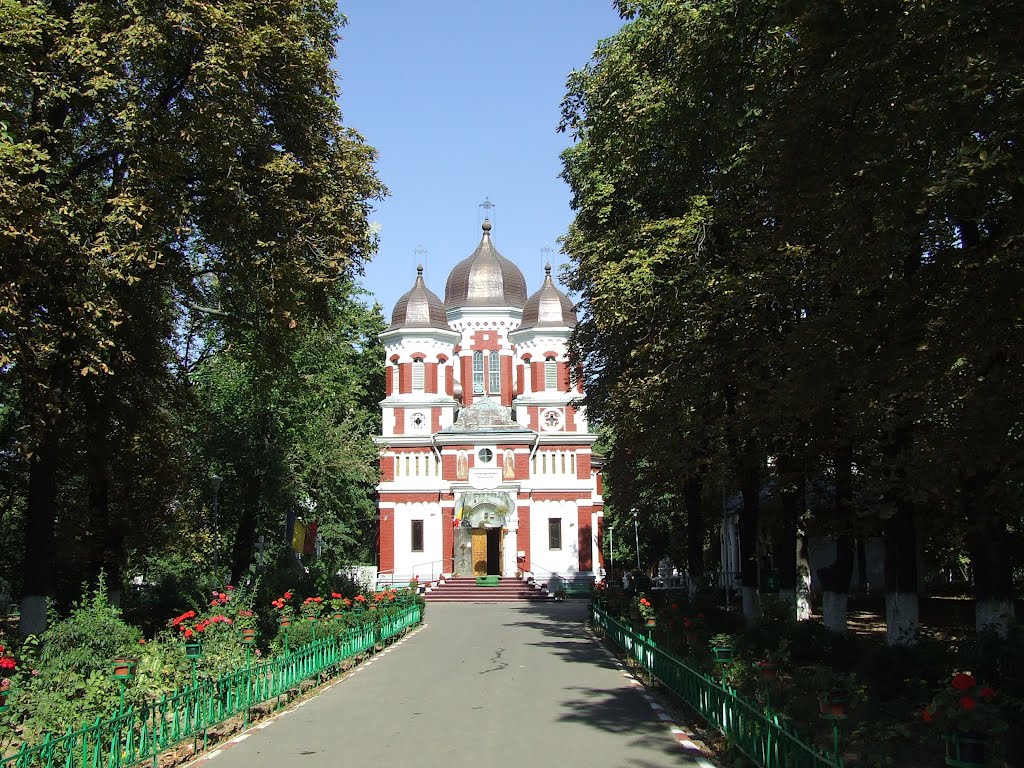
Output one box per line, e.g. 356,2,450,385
709,633,736,664
272,590,295,627
636,594,656,626
329,592,350,620
236,609,257,643
681,612,705,646
814,669,860,718
756,639,790,681
302,595,324,621
922,672,1008,767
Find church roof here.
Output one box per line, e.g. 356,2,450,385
437,396,534,434
517,264,577,331
387,266,449,331
444,220,528,310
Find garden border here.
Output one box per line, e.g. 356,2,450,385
0,605,422,768
592,604,843,768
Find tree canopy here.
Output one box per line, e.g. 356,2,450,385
561,0,1024,632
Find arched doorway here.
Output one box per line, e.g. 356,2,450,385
454,493,514,577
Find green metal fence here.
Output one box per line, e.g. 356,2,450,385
591,605,842,768
1,604,422,768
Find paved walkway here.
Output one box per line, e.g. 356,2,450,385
194,602,714,768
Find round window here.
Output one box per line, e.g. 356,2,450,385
477,448,494,464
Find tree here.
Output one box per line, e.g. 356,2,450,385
1,0,383,634
562,0,1024,639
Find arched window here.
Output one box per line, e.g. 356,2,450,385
488,351,501,394
545,357,557,390
412,358,424,392
472,351,484,394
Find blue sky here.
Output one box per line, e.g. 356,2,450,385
334,2,626,316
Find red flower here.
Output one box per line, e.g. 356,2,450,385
284,591,293,600
225,585,234,591
951,673,975,692
139,638,146,645
979,686,996,701
0,657,16,671
683,618,694,629
959,696,977,711
183,628,194,638
331,592,342,599
922,707,934,723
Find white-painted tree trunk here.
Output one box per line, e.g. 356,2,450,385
742,586,758,627
19,594,47,637
796,538,812,621
976,599,1015,637
885,592,919,646
822,591,848,634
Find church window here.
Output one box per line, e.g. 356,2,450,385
478,448,494,464
548,518,562,550
411,520,424,552
545,357,557,390
489,351,501,394
412,359,424,392
472,351,484,393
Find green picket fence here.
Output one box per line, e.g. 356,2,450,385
1,604,422,768
591,605,842,768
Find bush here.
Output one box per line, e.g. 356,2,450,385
15,576,142,740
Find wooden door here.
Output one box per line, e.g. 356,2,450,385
472,529,488,576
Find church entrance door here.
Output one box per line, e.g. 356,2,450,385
471,528,504,576
486,528,502,575
472,529,487,576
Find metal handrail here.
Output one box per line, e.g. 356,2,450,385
0,605,423,768
591,604,842,768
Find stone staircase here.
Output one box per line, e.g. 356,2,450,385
423,576,551,603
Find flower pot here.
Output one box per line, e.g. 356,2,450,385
0,692,7,711
711,646,733,664
645,618,657,627
817,692,849,718
279,617,291,628
946,732,987,767
757,662,779,681
333,613,344,621
184,642,203,659
240,628,257,645
112,658,137,678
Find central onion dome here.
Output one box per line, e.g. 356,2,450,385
517,264,577,331
388,265,449,331
444,220,527,310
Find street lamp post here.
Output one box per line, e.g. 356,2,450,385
210,474,222,572
609,523,615,582
632,508,641,570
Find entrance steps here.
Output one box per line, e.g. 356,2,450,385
423,576,551,603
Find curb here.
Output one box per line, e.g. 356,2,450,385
585,622,720,768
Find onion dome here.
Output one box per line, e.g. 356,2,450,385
444,220,528,310
517,264,577,331
388,265,449,331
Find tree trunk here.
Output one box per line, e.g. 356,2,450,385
796,533,812,621
817,441,855,634
683,475,703,588
964,472,1015,637
777,465,802,620
740,463,760,626
884,497,919,646
21,428,59,636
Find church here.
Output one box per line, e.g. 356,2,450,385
375,219,604,586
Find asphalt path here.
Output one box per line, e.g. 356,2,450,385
197,601,709,768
